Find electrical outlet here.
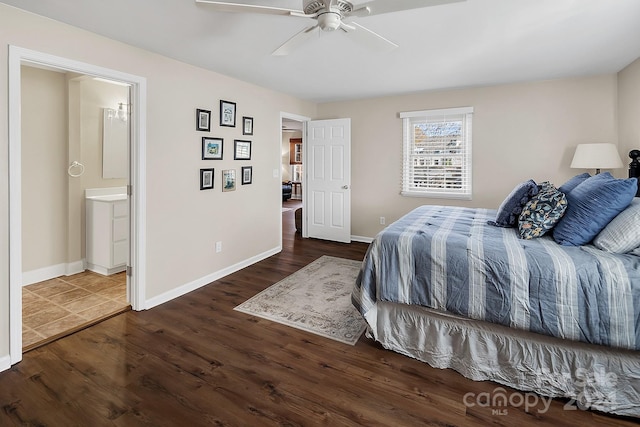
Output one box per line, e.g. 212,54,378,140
380,217,386,225
215,241,222,253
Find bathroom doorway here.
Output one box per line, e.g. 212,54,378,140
20,66,130,351
8,46,147,365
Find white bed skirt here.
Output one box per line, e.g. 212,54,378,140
365,301,640,418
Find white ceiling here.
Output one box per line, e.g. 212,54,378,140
3,0,640,103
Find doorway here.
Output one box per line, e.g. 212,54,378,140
8,45,147,365
280,113,309,242
20,66,130,351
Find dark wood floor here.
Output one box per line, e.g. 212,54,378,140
0,206,637,426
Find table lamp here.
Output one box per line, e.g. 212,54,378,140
570,143,623,174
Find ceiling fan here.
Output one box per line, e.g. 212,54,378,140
195,0,464,56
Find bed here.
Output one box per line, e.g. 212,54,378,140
352,154,640,418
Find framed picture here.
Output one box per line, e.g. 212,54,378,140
222,169,236,192
196,108,211,132
242,116,253,135
200,168,214,190
241,166,253,185
234,140,252,160
202,137,223,160
220,100,236,127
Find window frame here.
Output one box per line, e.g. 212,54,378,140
400,106,473,200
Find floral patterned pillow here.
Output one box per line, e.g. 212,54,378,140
518,182,567,240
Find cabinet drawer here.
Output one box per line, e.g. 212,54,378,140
113,201,128,218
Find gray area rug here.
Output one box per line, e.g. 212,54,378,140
234,255,367,345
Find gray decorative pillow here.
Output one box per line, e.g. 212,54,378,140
488,179,539,228
593,198,640,253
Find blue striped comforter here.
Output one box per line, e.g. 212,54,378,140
352,205,640,350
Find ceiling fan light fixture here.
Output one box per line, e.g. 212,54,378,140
317,12,341,31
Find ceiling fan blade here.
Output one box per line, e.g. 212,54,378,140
341,22,398,53
195,0,303,16
352,0,465,17
272,25,321,56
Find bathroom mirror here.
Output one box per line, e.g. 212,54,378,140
102,107,128,179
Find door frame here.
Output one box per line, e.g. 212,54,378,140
8,45,147,365
279,112,310,244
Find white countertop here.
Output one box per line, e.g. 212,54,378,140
86,194,127,202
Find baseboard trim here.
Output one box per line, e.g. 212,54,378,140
66,260,85,276
0,354,11,373
86,263,126,276
351,235,373,244
144,246,282,310
22,260,86,286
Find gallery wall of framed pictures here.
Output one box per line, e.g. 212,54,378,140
196,100,254,191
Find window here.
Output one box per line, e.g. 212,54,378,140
400,106,473,199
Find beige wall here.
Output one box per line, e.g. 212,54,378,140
21,66,68,271
318,75,619,238
0,4,316,358
618,57,640,161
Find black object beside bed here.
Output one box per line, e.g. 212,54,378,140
629,149,640,196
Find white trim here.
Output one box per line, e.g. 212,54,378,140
8,46,23,366
351,235,374,244
85,263,126,277
400,191,473,200
144,246,281,309
22,261,86,287
0,355,11,372
8,45,147,366
129,67,148,312
66,260,86,276
400,106,473,118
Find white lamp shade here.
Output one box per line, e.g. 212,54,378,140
570,143,623,170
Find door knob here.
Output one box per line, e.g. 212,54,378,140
342,185,349,189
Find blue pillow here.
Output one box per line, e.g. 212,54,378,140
553,173,638,246
488,179,539,227
558,172,591,194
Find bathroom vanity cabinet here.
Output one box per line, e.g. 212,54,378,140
86,195,128,275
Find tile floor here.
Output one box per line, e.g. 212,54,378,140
22,270,130,351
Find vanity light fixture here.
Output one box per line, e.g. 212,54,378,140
117,103,128,121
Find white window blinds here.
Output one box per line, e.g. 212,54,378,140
400,107,473,199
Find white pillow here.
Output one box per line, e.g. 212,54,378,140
594,198,640,253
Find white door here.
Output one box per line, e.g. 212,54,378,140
306,118,351,243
